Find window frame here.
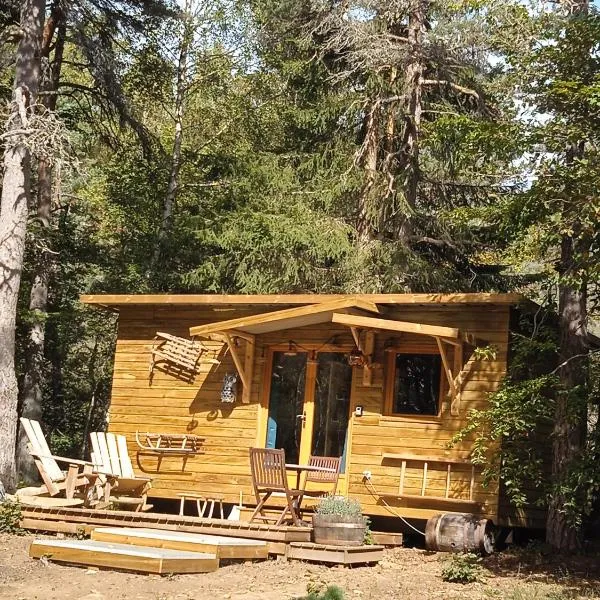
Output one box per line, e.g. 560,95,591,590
383,347,446,419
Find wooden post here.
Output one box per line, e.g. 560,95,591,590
242,337,255,404
399,460,406,495
451,342,464,416
469,465,475,502
436,337,457,402
363,331,375,386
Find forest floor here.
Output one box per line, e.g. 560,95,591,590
1,533,599,600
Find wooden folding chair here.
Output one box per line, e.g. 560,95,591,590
19,418,97,503
248,448,303,527
90,432,152,511
302,455,341,498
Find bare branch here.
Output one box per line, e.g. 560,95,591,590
421,79,481,101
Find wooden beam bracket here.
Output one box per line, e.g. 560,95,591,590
435,336,467,416
223,333,255,404
363,331,375,386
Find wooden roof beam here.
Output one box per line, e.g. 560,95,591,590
331,313,460,339
189,296,380,337
80,292,524,306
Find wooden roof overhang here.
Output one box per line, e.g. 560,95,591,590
187,296,481,412
188,297,381,403
188,296,380,337
80,292,524,307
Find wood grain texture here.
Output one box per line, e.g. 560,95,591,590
91,527,268,560
100,300,526,525
286,542,384,565
81,293,523,306
29,539,219,574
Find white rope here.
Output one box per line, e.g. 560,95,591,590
364,479,427,536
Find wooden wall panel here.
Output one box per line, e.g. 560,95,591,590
106,302,527,526
344,304,511,524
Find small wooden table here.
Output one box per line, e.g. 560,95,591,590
177,492,224,518
285,464,337,491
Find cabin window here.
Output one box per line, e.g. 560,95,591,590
385,352,443,416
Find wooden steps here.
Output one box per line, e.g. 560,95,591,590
286,542,384,565
29,539,219,574
91,527,268,560
20,505,311,555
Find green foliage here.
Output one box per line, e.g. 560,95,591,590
8,0,600,552
452,313,600,528
75,526,90,540
451,373,556,507
451,321,558,509
363,518,373,545
473,345,498,361
315,496,363,518
298,584,345,600
0,500,23,535
440,552,485,584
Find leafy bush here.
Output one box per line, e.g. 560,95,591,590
315,496,363,518
0,499,23,535
363,518,373,545
297,584,345,600
441,552,484,584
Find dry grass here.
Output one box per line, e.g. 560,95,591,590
1,533,599,600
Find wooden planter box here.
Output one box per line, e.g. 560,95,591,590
312,514,367,547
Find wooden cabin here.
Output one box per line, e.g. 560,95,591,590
80,293,543,528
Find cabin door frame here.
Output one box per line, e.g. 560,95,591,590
257,344,354,492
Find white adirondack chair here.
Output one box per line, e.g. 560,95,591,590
89,432,152,511
19,418,98,505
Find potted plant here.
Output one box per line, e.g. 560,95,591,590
312,495,368,546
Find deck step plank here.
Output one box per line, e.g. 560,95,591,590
29,539,219,574
287,542,384,565
91,527,268,560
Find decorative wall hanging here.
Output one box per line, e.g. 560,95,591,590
220,372,238,403
148,331,218,382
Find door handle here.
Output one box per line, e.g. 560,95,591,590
296,412,306,425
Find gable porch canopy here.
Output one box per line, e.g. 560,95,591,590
189,296,380,338
187,295,489,410
188,295,474,343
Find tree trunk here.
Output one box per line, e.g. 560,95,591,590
545,0,590,552
0,0,46,491
396,0,428,244
150,0,193,273
356,101,380,246
546,234,589,551
17,0,68,484
80,335,99,458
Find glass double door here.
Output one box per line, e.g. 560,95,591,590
266,351,353,470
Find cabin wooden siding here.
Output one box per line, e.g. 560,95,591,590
344,305,509,525
106,301,528,526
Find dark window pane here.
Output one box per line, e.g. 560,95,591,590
266,351,307,463
311,352,352,470
393,354,441,415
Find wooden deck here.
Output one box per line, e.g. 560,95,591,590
20,506,311,555
91,527,268,560
286,542,384,565
30,538,219,574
